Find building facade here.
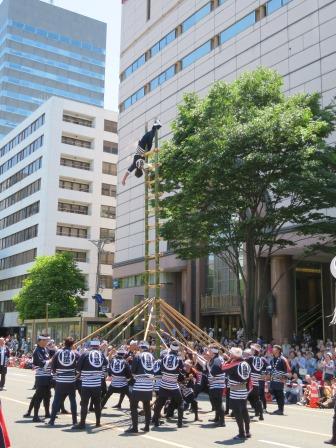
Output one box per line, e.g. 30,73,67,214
0,97,118,333
115,0,336,342
0,0,106,138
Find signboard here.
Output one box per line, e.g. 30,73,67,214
331,256,336,279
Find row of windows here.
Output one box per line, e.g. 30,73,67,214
58,201,89,215
3,61,105,94
0,102,32,118
57,224,88,239
63,114,93,127
8,20,105,55
104,120,118,133
102,183,116,197
5,32,105,68
99,275,113,289
0,248,37,271
0,114,44,157
0,157,42,194
0,136,44,176
0,179,41,212
102,162,117,176
62,135,92,148
121,0,292,111
56,249,88,263
103,140,118,155
0,274,28,292
0,300,16,313
2,46,104,81
0,201,40,230
3,76,103,108
100,228,115,240
0,224,38,250
59,178,90,193
60,157,91,171
121,1,213,81
100,205,116,219
114,272,174,289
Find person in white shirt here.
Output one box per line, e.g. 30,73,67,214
0,338,10,390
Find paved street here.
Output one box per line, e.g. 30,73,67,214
0,368,333,448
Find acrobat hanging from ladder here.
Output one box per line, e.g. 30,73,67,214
121,119,162,185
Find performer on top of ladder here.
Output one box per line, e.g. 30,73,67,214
121,119,162,185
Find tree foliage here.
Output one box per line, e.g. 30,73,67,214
13,252,87,321
158,67,336,337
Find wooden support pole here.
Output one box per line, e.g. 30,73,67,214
109,301,149,344
144,304,154,341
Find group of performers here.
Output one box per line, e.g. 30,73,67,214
22,334,298,441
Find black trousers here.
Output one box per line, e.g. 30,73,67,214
209,389,225,424
248,386,263,418
331,400,336,441
101,385,129,408
230,399,250,437
33,384,51,418
154,389,183,426
259,381,267,410
272,388,284,412
130,395,151,431
50,385,77,424
0,366,7,389
80,387,101,425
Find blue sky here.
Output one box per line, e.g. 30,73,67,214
45,0,122,111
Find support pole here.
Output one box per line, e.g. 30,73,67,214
154,128,161,357
109,301,149,344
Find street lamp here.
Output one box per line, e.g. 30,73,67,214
89,238,113,318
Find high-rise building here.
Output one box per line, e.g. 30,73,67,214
0,96,118,333
0,0,106,138
115,0,336,342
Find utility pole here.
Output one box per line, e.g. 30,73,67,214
45,302,50,336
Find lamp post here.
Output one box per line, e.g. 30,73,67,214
46,302,50,336
89,238,113,318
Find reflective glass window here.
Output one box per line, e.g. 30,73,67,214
182,3,211,33
181,40,212,69
267,0,283,14
220,11,256,44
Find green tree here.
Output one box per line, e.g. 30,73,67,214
14,252,87,321
158,67,336,338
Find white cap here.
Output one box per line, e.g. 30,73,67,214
90,340,100,347
129,340,138,345
229,347,243,358
160,349,168,357
243,349,252,358
139,340,150,349
170,341,179,352
251,343,261,352
210,346,219,354
37,335,50,341
116,346,127,355
153,119,162,128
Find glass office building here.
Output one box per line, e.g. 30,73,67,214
0,0,106,139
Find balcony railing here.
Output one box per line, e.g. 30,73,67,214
200,294,241,314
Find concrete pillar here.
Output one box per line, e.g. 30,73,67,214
271,255,295,343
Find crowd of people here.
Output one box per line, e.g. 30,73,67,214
1,332,336,444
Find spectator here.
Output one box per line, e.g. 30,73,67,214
322,353,335,382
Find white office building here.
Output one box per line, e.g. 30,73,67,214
115,0,336,341
0,96,118,331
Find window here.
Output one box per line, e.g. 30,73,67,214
104,120,118,133
99,275,113,289
103,141,118,155
150,65,176,91
57,224,88,238
100,205,116,219
60,157,91,171
206,255,238,296
0,201,40,230
150,30,176,57
0,158,42,194
267,0,283,14
0,114,45,157
146,0,151,21
58,201,89,215
181,40,212,69
0,248,37,270
100,228,115,240
102,162,117,176
123,87,145,110
0,301,16,313
0,275,27,292
62,135,91,149
220,11,256,44
0,135,44,175
182,3,212,33
56,249,87,263
59,178,90,192
0,179,41,211
101,183,116,197
63,114,93,127
0,224,38,249
101,251,114,265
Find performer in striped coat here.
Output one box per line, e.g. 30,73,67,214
206,347,226,427
222,347,252,440
47,337,78,427
73,340,108,430
268,345,290,416
153,342,184,429
31,335,52,422
101,346,131,409
125,341,155,434
246,343,267,421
